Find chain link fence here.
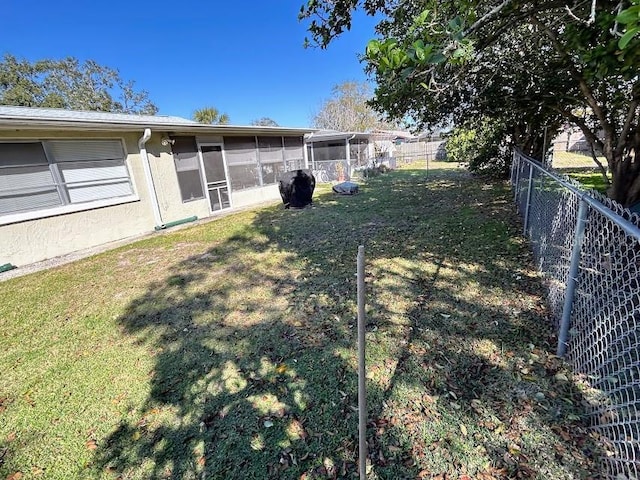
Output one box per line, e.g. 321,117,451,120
511,149,640,479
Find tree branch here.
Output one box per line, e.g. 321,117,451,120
564,0,597,25
615,87,640,157
530,14,617,156
589,145,611,184
556,106,605,150
465,0,516,36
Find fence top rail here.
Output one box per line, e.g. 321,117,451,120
515,149,640,242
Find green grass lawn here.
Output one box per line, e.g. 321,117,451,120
566,171,610,194
551,151,604,170
0,163,598,479
551,151,611,194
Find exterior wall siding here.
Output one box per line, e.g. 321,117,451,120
0,130,156,266
146,139,211,223
231,184,281,209
0,129,304,267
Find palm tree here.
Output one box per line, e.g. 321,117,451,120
192,107,230,125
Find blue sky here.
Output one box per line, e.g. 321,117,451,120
2,0,380,127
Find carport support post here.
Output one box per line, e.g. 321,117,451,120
357,245,368,479
557,199,589,357
345,138,352,180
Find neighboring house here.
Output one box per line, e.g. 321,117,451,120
553,126,603,153
0,106,314,267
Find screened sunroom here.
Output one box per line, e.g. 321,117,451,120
222,135,306,191
305,132,374,182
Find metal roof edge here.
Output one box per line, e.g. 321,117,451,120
0,106,317,135
0,118,317,136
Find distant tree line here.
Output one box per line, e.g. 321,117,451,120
0,54,157,114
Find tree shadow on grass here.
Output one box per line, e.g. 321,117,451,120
94,167,600,479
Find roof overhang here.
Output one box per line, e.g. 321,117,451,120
0,106,316,136
0,118,315,136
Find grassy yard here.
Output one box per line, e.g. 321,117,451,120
551,150,610,194
0,163,599,479
565,171,610,195
551,151,604,170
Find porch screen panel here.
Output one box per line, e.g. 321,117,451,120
0,142,62,215
172,136,205,202
311,141,346,162
258,136,284,185
284,136,304,171
350,139,369,167
224,136,259,190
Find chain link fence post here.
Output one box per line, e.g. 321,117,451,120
523,164,535,234
556,199,590,357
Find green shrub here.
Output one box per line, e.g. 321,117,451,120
445,118,512,178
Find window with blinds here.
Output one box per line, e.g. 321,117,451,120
0,139,134,217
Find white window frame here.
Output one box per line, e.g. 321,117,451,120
0,138,139,226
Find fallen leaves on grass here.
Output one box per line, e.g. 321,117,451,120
85,439,98,451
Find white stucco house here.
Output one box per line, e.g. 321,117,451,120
0,106,315,267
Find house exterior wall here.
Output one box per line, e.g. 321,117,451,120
0,129,156,267
146,138,211,223
231,184,281,209
1,129,305,268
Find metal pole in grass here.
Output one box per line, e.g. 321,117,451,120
425,138,429,179
357,245,368,479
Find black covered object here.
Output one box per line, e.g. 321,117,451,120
278,169,316,209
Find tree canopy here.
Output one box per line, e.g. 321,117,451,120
192,106,230,125
251,117,279,126
312,81,399,132
300,1,640,206
0,54,157,114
